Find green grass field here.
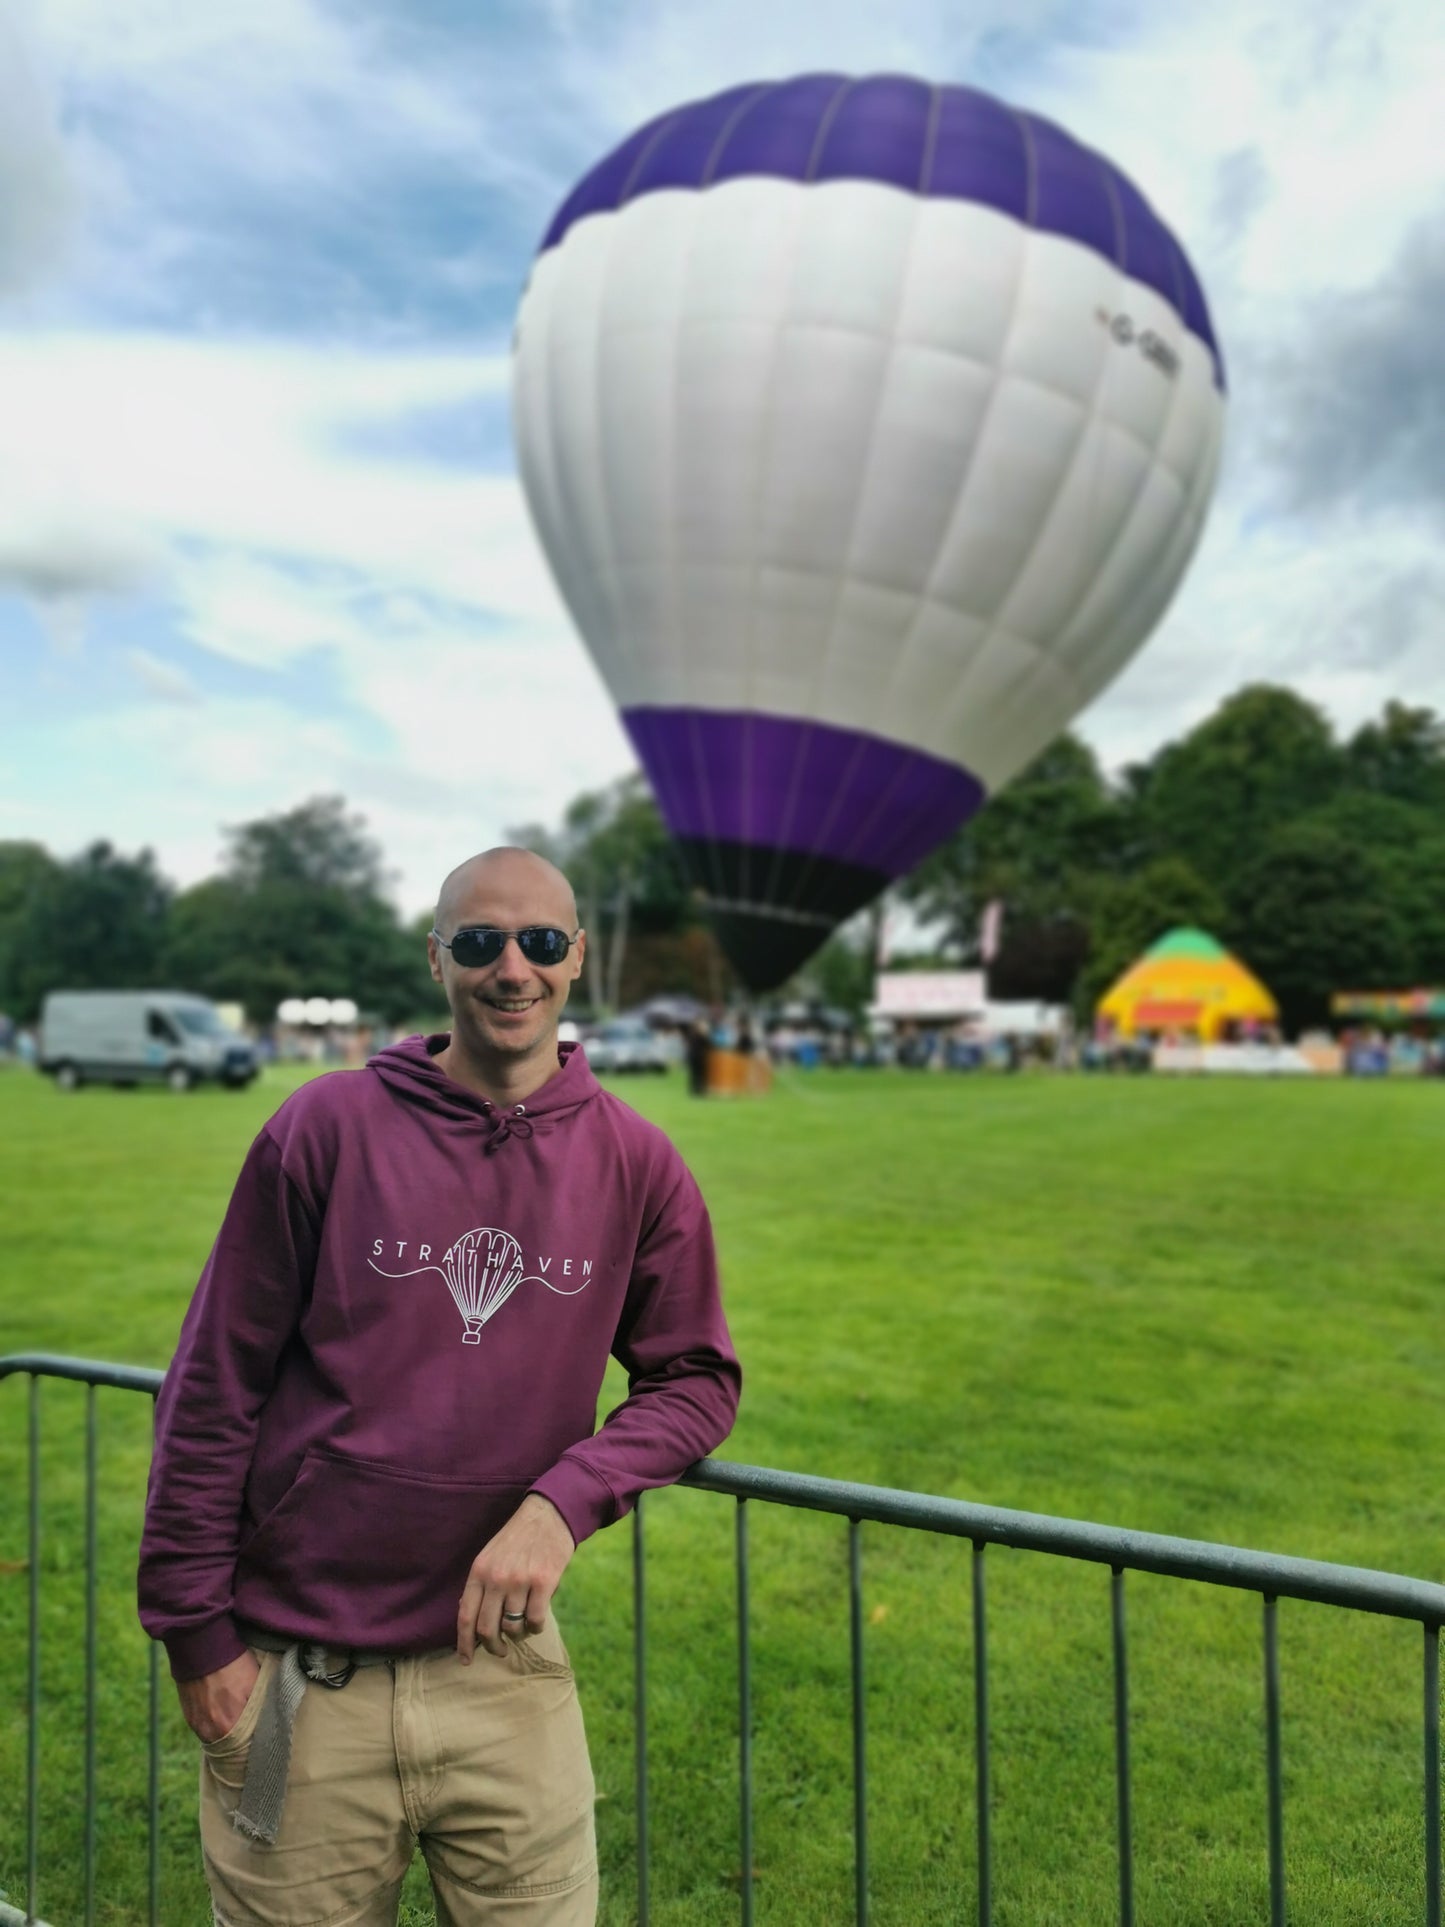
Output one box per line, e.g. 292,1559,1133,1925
2,1060,1443,1924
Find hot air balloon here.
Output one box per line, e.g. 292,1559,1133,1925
512,74,1225,990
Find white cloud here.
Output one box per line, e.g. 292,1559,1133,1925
32,0,570,298
1082,499,1445,773
127,647,202,706
0,4,75,296
0,508,160,605
4,655,633,914
0,332,552,629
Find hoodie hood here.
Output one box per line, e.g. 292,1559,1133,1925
367,1032,601,1149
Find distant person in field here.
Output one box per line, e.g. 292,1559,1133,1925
139,846,740,1926
685,1014,711,1097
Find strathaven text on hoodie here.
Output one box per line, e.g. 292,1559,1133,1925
138,1036,741,1681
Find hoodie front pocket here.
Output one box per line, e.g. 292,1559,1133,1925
234,1450,532,1653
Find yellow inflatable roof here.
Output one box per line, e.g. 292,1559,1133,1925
1097,927,1278,1040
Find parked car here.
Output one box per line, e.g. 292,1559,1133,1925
39,990,259,1092
580,1017,671,1074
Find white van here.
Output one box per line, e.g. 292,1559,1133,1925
39,990,259,1092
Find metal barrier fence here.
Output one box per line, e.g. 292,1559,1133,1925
5,1350,1445,1927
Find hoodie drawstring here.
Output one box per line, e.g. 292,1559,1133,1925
482,1110,535,1154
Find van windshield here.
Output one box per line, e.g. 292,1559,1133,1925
172,1005,227,1037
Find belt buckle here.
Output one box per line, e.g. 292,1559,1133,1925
300,1643,356,1689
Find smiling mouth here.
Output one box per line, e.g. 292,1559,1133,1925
485,998,540,1013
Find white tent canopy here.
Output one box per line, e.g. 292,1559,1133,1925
870,971,985,1023
869,972,1065,1037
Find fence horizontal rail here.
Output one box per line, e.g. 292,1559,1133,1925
0,1353,162,1397
10,1355,1440,1625
681,1459,1445,1625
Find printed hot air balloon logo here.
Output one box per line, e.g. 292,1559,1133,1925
369,1227,591,1346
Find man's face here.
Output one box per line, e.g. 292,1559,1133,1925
428,855,585,1070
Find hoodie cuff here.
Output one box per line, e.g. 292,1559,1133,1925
163,1614,249,1684
529,1457,618,1546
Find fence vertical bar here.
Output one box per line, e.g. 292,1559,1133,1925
1426,1622,1440,1927
736,1498,754,1927
147,1639,160,1927
633,1492,650,1927
973,1541,991,1927
84,1384,98,1927
27,1373,40,1926
1111,1567,1134,1927
1263,1595,1285,1927
849,1518,869,1926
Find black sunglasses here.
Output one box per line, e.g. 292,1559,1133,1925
432,925,579,969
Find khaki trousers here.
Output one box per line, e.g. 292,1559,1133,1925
199,1620,597,1926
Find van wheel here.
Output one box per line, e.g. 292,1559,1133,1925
55,1062,81,1092
166,1065,193,1093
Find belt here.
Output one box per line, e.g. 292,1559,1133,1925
230,1626,431,1847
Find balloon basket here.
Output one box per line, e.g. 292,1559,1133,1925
705,1049,772,1099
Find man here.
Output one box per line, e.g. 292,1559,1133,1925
138,847,741,1926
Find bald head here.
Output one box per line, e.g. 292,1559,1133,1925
434,847,578,937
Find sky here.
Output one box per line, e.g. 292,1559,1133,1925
2,0,1443,918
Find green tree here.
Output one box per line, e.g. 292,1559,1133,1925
1292,791,1445,989
900,733,1124,1001
0,842,62,1017
225,794,391,895
1137,686,1343,899
788,924,875,1020
1231,823,1408,1033
2,842,173,1023
164,799,437,1027
1344,702,1445,811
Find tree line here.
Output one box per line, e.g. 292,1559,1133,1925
900,685,1445,1036
3,685,1442,1036
0,799,444,1029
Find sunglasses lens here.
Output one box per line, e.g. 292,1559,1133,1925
450,929,505,968
519,928,569,966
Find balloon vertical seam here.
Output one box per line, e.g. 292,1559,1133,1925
918,83,945,198
802,77,857,184
990,254,1133,683
877,205,1036,747
778,185,930,914
742,182,814,911
617,110,689,211
1055,338,1200,691
661,174,730,910
700,82,776,188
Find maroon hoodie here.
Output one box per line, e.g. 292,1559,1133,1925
138,1036,740,1681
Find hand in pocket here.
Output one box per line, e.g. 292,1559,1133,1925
178,1649,262,1744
